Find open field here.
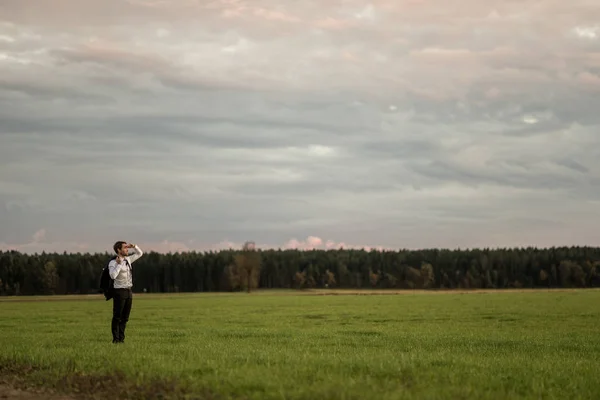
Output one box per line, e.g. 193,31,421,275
1,289,600,399
0,287,588,302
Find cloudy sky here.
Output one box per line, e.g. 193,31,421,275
1,0,599,254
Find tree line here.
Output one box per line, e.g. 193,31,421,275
1,244,600,296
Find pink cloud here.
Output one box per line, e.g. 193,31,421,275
32,228,46,243
140,236,390,253
0,233,390,254
126,0,170,8
143,240,190,253
577,71,600,90
284,237,325,250
221,5,301,23
313,17,353,30
219,4,354,31
252,8,301,23
54,40,171,73
281,236,388,251
342,51,359,62
0,228,90,253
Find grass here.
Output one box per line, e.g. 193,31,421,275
1,289,600,399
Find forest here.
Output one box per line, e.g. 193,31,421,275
1,245,600,296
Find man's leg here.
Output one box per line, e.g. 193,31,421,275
118,292,133,342
112,291,126,343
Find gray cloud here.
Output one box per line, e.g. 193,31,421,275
1,0,600,253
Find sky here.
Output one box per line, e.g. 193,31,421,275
1,0,600,254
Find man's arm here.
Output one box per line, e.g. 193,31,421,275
108,259,121,280
126,244,144,264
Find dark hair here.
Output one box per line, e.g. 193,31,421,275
113,241,126,254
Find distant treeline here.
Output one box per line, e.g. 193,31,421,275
1,246,600,296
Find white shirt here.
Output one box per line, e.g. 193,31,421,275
108,245,143,289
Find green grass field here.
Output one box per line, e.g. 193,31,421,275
1,289,600,399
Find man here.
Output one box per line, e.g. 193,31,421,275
108,241,143,343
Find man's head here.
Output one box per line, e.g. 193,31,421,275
113,241,128,256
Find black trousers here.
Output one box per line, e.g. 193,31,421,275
112,288,133,343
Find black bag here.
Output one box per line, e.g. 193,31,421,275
99,256,130,301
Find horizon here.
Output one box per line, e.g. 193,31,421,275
2,240,599,256
1,0,600,254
